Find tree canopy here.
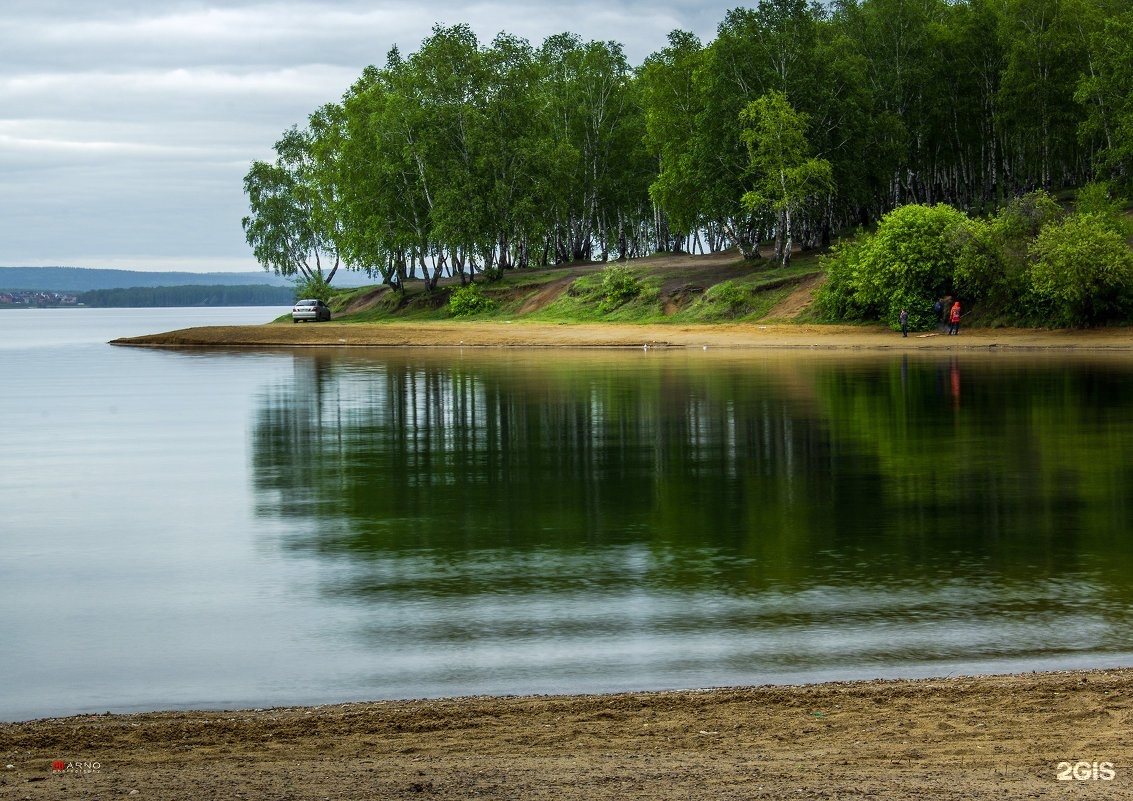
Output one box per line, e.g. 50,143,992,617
243,0,1133,326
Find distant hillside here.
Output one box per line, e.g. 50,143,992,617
0,267,374,292
0,267,288,292
79,285,294,307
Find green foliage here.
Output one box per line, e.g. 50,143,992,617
1073,182,1131,237
992,191,1065,245
598,264,643,312
292,273,334,303
949,192,1066,311
701,280,750,319
819,204,971,322
885,289,935,332
739,90,834,266
949,216,1017,308
448,283,498,317
823,189,1133,328
815,231,873,321
243,125,342,285
247,0,1133,293
479,266,504,283
1026,213,1133,327
640,31,706,240
1075,10,1133,191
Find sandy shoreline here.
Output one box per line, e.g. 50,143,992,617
3,668,1130,799
110,320,1133,352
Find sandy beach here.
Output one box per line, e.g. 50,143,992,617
111,320,1133,351
2,668,1130,799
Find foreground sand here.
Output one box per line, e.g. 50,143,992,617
111,320,1133,351
2,669,1130,799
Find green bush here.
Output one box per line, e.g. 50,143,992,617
859,204,970,308
992,190,1064,244
819,203,975,324
703,280,749,319
292,273,334,303
448,282,497,317
479,266,504,283
1073,182,1132,237
886,289,936,332
1026,213,1133,327
598,264,642,312
817,231,874,320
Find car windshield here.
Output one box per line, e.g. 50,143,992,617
297,300,316,306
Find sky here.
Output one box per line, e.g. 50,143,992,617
1,1,731,272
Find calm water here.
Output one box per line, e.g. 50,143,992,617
2,308,1133,721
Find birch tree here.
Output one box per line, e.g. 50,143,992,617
740,91,833,266
242,125,342,285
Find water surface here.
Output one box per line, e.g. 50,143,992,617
2,309,1132,721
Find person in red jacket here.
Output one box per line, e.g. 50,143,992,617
948,301,961,335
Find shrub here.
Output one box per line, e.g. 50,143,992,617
949,216,1026,310
598,265,642,312
479,266,504,283
817,230,874,320
818,204,971,323
992,190,1064,244
1026,213,1133,327
703,281,749,319
292,273,334,303
886,288,936,332
448,282,497,317
1073,182,1132,237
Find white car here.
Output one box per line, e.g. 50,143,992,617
292,299,331,323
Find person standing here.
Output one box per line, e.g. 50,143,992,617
899,308,909,337
948,301,961,335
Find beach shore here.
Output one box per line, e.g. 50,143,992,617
2,668,1130,799
110,320,1133,351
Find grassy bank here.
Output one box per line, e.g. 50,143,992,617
303,250,826,327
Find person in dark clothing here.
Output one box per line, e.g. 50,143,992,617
899,308,909,337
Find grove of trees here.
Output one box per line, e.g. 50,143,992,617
243,0,1133,321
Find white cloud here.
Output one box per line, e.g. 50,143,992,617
0,0,729,270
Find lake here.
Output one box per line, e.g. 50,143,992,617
2,308,1132,722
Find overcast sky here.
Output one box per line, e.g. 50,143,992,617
1,1,731,272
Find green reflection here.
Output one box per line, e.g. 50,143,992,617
251,350,1133,601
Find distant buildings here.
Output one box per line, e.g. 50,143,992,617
0,290,80,307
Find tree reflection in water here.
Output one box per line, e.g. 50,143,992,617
249,350,1133,685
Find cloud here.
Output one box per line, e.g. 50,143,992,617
0,1,728,270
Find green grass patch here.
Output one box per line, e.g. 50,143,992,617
321,252,831,326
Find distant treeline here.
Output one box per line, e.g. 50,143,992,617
78,285,294,307
0,266,289,292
